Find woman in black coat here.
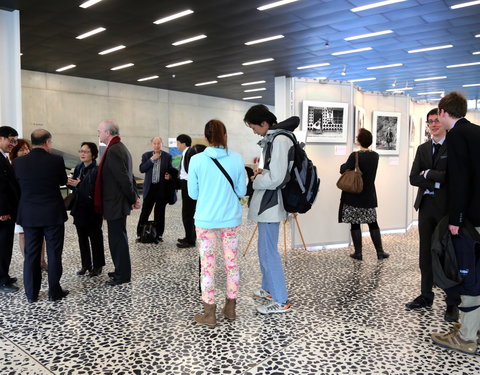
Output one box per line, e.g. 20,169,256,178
68,142,105,276
339,128,389,260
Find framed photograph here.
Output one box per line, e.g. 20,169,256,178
409,116,416,146
302,101,348,143
354,106,366,142
420,117,431,143
372,111,401,155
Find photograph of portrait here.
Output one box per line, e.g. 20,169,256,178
302,101,348,143
372,111,401,155
354,106,366,142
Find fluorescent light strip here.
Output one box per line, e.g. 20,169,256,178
331,47,372,56
258,0,299,11
348,77,376,82
463,83,480,87
417,91,444,95
172,34,207,46
244,88,266,92
345,30,393,41
408,44,453,53
217,72,243,78
476,34,480,38
242,58,274,66
414,76,447,82
76,27,106,40
447,61,480,68
367,63,403,70
98,45,125,55
195,81,217,86
245,35,284,45
473,51,480,55
111,63,134,71
154,10,194,25
451,1,480,9
138,75,159,82
166,60,193,68
297,62,330,70
79,0,103,8
56,64,76,72
241,80,266,86
351,0,407,12
386,87,413,91
243,96,262,100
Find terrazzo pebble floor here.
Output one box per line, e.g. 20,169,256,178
1,204,479,375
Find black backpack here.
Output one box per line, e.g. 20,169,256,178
139,221,158,244
269,131,320,214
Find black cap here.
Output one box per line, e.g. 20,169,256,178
0,126,18,138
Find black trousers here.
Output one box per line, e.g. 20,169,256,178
75,215,105,269
107,217,131,282
0,219,15,285
23,224,64,299
180,179,196,244
137,183,168,237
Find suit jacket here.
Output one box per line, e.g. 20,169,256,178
446,118,480,226
70,161,100,225
139,151,173,198
102,142,138,221
0,154,20,220
410,139,448,211
14,148,67,226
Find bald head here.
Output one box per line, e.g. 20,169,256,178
151,137,162,153
31,129,52,151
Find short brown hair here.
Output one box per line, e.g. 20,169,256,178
438,91,467,119
204,119,227,148
357,128,372,148
9,139,31,162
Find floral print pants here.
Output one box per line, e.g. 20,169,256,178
196,226,240,305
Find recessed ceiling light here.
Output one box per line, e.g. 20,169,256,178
79,0,103,8
386,87,413,91
76,27,106,40
473,51,480,55
56,64,76,72
242,58,274,66
258,0,299,11
166,60,193,68
348,77,376,82
111,63,134,71
217,72,244,78
331,47,372,56
344,30,393,41
450,1,480,9
414,76,447,82
244,88,266,92
245,35,284,45
98,45,126,55
417,91,445,95
296,63,330,70
463,83,480,87
408,45,453,53
241,80,266,86
137,75,159,82
243,96,263,100
195,81,218,86
351,0,407,12
447,61,480,68
367,63,403,70
154,10,194,25
172,35,207,46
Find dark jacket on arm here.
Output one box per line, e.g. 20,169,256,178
0,154,19,220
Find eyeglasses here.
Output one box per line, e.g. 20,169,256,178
426,119,440,124
78,149,91,154
8,137,18,145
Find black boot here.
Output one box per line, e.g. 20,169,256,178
370,229,389,259
350,229,363,260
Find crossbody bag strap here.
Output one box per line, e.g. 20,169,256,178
210,157,237,196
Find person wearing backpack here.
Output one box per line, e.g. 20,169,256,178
244,104,299,315
188,119,246,327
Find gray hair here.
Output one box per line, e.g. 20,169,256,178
102,120,120,136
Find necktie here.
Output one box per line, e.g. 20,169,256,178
433,143,441,164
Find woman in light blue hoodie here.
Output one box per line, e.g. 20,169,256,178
188,119,246,327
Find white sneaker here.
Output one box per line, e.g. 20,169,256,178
256,300,292,314
252,288,272,301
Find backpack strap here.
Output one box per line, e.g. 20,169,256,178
210,157,237,197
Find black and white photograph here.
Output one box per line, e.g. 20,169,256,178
421,117,432,143
409,115,416,146
302,100,348,143
354,106,366,142
372,111,401,155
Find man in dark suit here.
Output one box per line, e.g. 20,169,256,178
136,137,173,242
14,129,68,302
431,91,480,354
96,120,140,286
406,109,459,321
0,126,20,293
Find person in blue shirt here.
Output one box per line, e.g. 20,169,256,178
188,119,246,327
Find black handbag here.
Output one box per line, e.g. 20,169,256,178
336,152,363,194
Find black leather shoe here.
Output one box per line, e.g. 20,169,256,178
108,271,115,279
48,289,69,302
76,267,91,276
7,277,18,284
177,242,196,248
177,237,188,244
89,267,103,277
444,305,459,322
105,279,130,286
349,253,362,260
0,284,19,293
27,296,38,303
405,295,433,309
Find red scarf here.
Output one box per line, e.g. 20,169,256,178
94,136,121,214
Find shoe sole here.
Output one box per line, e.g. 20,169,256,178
432,341,478,355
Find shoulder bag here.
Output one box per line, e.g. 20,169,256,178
336,152,363,194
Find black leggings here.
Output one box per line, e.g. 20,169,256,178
351,221,379,231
